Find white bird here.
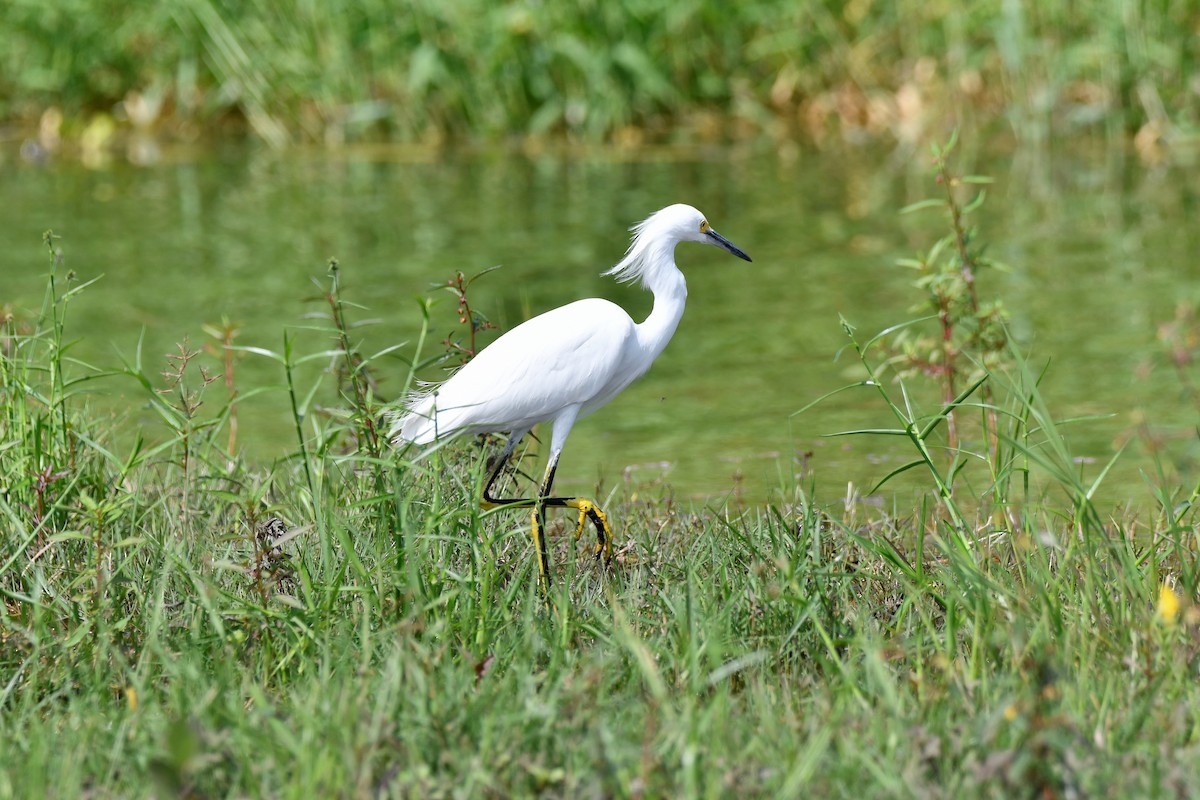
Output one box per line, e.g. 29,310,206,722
390,203,751,589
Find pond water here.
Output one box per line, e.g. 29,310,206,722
3,139,1198,507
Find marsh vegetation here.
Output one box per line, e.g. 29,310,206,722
3,4,1200,796
4,136,1200,796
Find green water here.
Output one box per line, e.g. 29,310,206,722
3,142,1198,505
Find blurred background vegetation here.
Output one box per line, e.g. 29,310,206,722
2,0,1197,155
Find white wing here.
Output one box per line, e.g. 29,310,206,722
391,299,637,444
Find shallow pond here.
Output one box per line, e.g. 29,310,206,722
3,139,1198,507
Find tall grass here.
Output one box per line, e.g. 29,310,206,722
3,153,1200,797
3,0,1196,150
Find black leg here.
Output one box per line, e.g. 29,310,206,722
482,432,534,509
477,435,553,590
477,435,615,594
529,455,560,590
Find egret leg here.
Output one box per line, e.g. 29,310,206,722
476,433,553,590
481,433,524,510
530,456,558,590
477,436,615,591
534,457,614,568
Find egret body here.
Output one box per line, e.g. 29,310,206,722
390,204,751,588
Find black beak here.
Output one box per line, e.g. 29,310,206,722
705,229,752,262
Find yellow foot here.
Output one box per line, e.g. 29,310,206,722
566,498,614,564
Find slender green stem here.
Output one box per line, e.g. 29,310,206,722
282,331,315,501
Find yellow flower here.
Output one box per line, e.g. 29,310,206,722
1157,583,1180,625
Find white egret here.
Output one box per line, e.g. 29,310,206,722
390,203,751,589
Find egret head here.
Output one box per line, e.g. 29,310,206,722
604,204,752,288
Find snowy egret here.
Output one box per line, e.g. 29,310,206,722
390,203,751,589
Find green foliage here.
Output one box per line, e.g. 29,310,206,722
893,132,1010,390
805,133,1139,524
877,132,1012,482
2,0,1197,145
4,201,1200,798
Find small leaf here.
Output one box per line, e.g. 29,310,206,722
900,198,945,214
962,189,988,214
869,459,926,493
825,428,911,437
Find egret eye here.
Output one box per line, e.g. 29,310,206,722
699,220,710,233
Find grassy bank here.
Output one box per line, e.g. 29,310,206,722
3,0,1198,154
3,146,1200,798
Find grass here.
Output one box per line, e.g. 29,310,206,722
3,150,1200,798
3,0,1197,152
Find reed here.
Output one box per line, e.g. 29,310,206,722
2,171,1198,797
3,0,1195,151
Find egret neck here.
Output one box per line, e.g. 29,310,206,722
636,244,688,364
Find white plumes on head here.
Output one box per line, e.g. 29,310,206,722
602,215,657,287
602,204,698,290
